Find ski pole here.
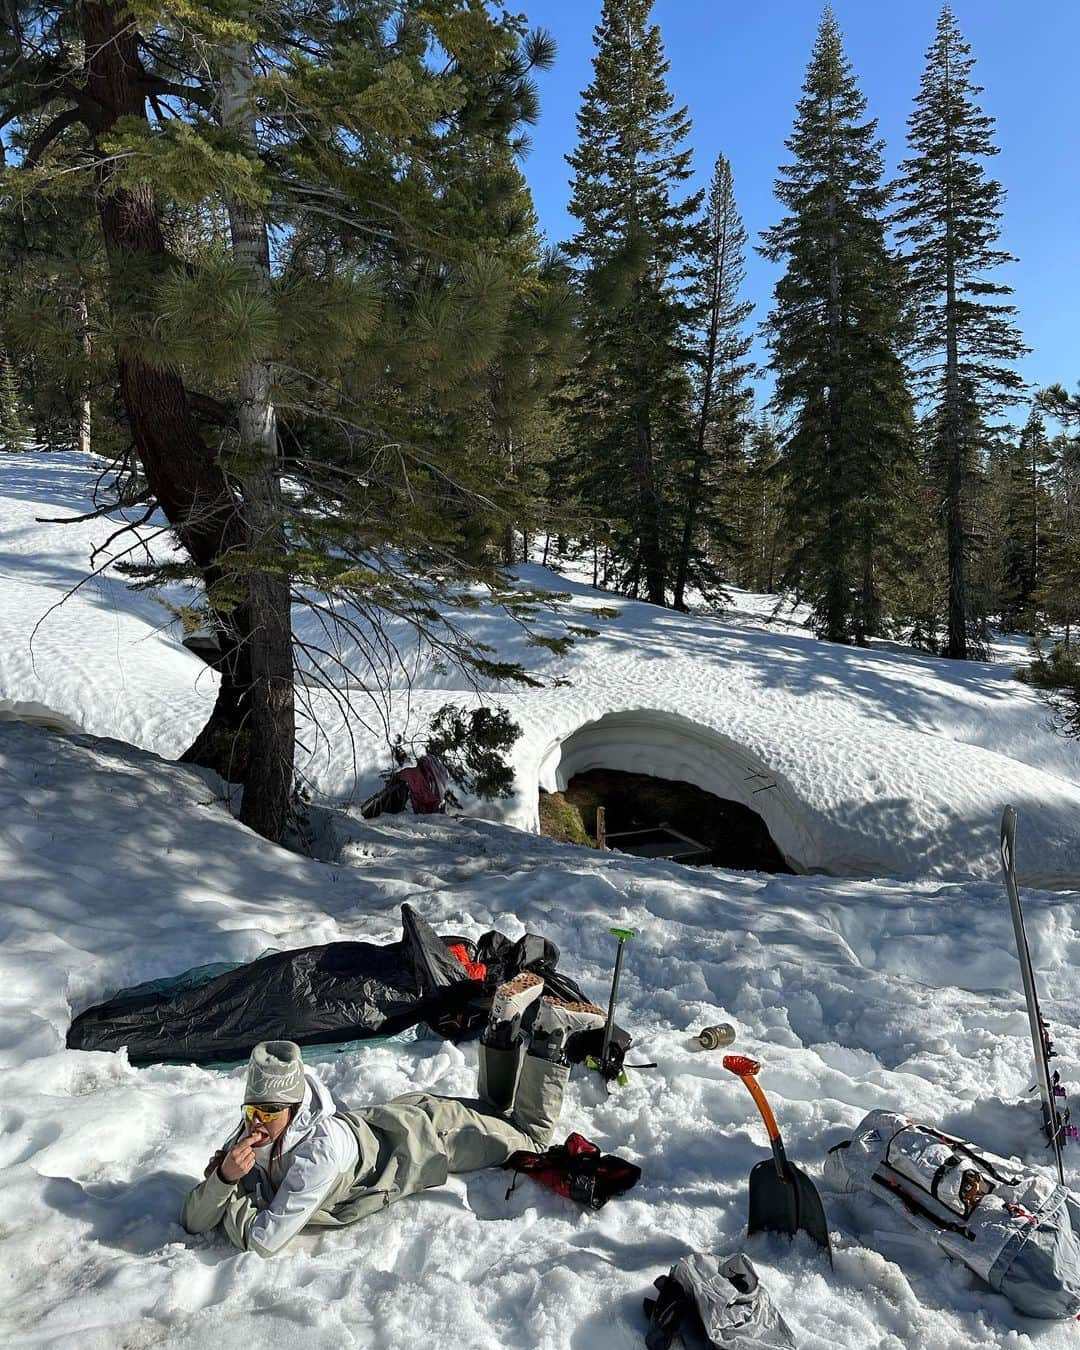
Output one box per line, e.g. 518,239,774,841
600,927,636,1073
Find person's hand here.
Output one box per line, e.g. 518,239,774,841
204,1149,226,1179
218,1127,269,1183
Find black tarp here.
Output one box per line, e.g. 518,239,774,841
67,903,631,1071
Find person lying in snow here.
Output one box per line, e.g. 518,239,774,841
181,974,604,1257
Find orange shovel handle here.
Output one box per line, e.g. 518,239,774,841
723,1053,782,1144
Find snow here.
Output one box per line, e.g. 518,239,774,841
3,719,1080,1348
4,453,1080,886
4,451,1080,1345
0,453,218,758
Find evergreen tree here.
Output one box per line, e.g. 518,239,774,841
894,3,1027,659
563,0,701,605
0,352,26,450
672,153,753,611
2,1,570,842
761,7,916,644
1034,385,1080,644
997,410,1053,629
742,415,785,594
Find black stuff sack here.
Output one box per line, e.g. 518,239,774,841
503,1132,641,1209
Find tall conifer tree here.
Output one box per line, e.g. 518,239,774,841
762,7,915,644
998,409,1052,628
672,153,753,611
2,1,565,841
564,0,701,605
0,352,26,450
895,3,1026,659
743,415,785,594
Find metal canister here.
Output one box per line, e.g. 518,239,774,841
695,1023,736,1051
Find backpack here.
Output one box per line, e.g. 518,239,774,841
503,1132,641,1209
400,754,449,814
825,1108,1080,1318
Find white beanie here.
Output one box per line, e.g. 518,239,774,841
244,1040,306,1105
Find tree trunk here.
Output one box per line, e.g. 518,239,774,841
942,43,968,660
501,431,515,564
75,290,92,456
81,1,292,841
636,409,666,605
824,175,848,644
673,183,728,613
219,39,295,841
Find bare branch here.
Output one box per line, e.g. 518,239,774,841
22,105,82,168
35,492,154,525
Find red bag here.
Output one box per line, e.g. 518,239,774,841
503,1132,642,1209
397,754,449,814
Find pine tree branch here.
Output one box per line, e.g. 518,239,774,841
139,75,211,111
35,492,154,525
27,520,174,674
21,105,82,169
187,391,236,428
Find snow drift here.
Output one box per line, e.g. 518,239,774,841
3,452,1080,887
3,719,1080,1347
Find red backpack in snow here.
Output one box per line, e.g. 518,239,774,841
503,1132,642,1209
396,754,449,814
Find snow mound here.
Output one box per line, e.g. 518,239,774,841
0,698,83,733
3,719,1080,1348
4,452,1080,885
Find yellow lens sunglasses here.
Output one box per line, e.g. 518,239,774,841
243,1103,289,1125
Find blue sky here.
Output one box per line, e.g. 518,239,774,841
522,1,1077,415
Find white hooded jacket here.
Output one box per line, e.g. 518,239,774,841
183,1070,359,1257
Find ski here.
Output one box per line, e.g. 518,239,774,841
1000,805,1076,1182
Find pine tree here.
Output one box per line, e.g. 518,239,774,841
0,351,26,450
894,3,1027,659
1034,385,1080,645
997,410,1053,629
742,415,785,594
563,0,701,605
2,1,570,842
672,153,753,611
761,7,916,644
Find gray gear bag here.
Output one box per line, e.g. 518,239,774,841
648,1252,797,1349
825,1108,1080,1319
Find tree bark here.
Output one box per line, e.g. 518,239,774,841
673,217,725,613
219,39,295,841
941,40,968,660
81,1,292,841
75,290,92,455
636,407,666,604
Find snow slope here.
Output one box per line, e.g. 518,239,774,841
3,453,1080,885
3,719,1080,1349
0,453,217,756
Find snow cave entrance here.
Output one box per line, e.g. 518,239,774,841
0,701,82,734
537,710,799,874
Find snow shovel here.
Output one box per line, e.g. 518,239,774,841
724,1054,832,1263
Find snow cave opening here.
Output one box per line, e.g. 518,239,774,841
0,700,83,734
541,768,792,872
536,710,801,874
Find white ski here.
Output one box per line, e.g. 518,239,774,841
1000,805,1070,1183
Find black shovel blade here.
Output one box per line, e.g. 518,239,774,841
748,1158,832,1260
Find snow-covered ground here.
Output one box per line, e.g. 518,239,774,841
3,452,1080,885
3,720,1080,1349
4,450,1080,1346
